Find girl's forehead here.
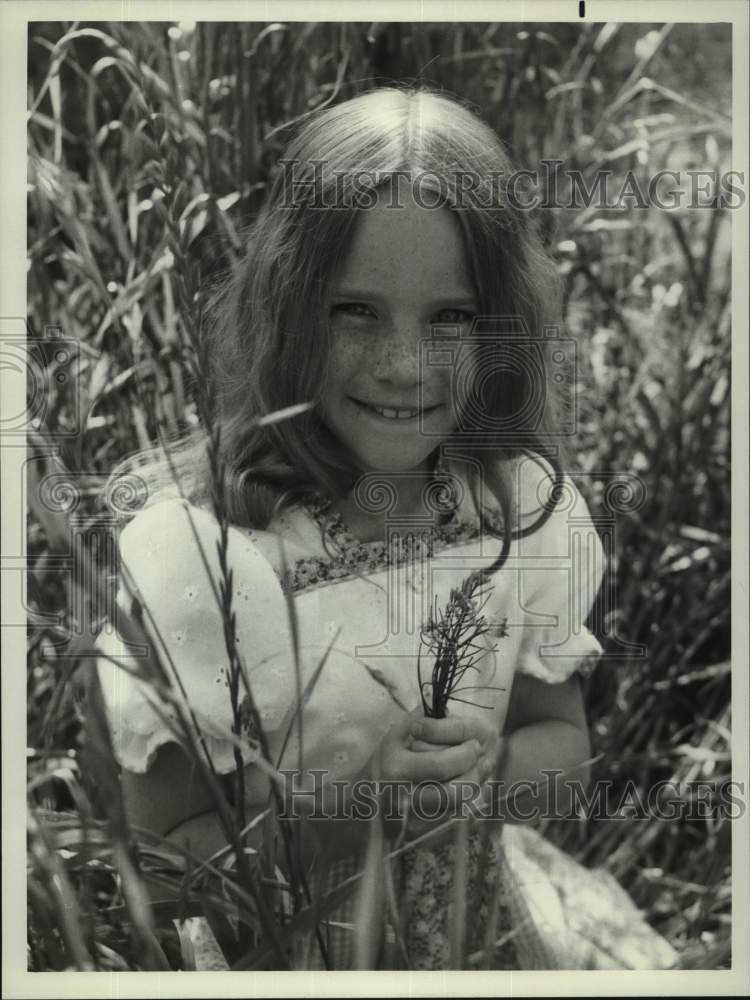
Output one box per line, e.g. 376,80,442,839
347,184,466,247
334,197,475,295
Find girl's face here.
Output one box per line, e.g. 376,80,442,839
320,185,479,477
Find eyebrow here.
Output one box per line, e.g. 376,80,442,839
331,288,479,307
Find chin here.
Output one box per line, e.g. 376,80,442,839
352,450,435,475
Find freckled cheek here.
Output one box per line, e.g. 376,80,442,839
323,336,368,393
433,368,459,413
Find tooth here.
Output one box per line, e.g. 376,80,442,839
369,403,420,419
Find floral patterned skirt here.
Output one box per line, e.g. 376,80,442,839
185,823,678,971
301,825,520,971
391,826,520,970
298,821,679,972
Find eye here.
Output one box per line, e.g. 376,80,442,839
331,302,377,319
433,307,475,325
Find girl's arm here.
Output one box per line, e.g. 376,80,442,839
119,714,485,879
495,669,592,821
121,743,217,841
121,671,591,882
120,744,265,898
403,669,591,839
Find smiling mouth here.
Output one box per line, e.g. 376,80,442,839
350,398,441,421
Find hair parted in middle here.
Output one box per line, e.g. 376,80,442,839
113,85,571,539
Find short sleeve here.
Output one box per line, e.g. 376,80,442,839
512,456,606,684
94,498,291,774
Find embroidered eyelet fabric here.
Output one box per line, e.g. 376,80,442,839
95,452,610,970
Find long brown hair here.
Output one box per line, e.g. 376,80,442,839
108,86,572,534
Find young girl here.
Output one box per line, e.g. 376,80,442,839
95,86,654,971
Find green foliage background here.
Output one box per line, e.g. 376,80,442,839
26,20,732,971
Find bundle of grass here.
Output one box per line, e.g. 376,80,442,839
418,572,508,720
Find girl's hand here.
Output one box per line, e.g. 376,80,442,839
372,707,501,827
410,712,501,776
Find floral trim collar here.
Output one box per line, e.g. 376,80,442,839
287,452,504,593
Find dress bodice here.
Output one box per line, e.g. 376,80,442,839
96,452,606,791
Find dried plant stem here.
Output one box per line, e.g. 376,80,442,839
418,572,507,719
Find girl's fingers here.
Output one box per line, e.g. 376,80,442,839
412,757,495,816
408,769,488,818
397,737,505,819
410,717,470,746
409,737,449,753
437,746,499,796
405,739,480,781
454,753,494,785
411,715,495,749
410,735,501,759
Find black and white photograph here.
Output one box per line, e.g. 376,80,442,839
4,0,749,994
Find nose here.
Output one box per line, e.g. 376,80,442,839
370,324,423,389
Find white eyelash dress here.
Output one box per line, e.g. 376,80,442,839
95,452,676,972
